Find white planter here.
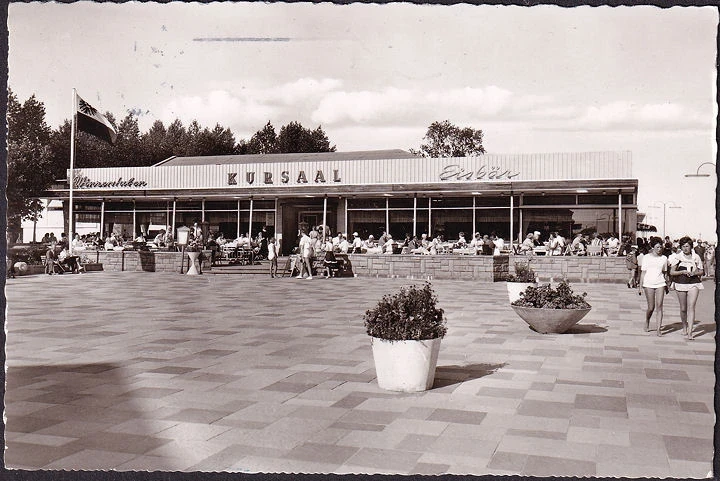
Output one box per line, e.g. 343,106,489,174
186,251,201,275
506,282,536,303
370,337,441,392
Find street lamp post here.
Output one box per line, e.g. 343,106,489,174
650,201,682,239
684,162,716,178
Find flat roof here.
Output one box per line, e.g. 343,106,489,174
155,149,418,166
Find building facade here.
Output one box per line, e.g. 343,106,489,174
49,149,638,255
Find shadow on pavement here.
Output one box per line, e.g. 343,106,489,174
565,324,608,334
433,362,506,388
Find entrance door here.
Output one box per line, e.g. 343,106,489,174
299,213,321,232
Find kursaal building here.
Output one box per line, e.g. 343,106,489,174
50,149,638,254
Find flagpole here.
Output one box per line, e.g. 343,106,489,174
69,88,76,255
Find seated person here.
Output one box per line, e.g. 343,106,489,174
135,233,146,243
45,242,59,274
338,234,350,254
520,233,535,255
71,233,87,252
481,235,495,255
351,232,363,253
105,233,119,251
456,232,468,248
153,230,167,247
58,246,82,273
383,235,395,254
364,235,377,249
216,232,227,245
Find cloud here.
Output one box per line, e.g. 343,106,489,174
311,85,518,126
562,101,710,131
151,79,711,142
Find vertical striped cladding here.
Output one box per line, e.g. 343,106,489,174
70,151,633,191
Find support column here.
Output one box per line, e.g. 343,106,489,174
172,199,176,235
385,197,389,235
428,197,432,236
132,201,137,238
413,196,417,237
344,198,348,236
201,199,205,222
618,192,623,236
510,194,514,246
236,200,241,239
472,195,476,236
248,198,254,238
322,196,328,242
100,200,105,238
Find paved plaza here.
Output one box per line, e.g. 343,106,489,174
3,271,716,476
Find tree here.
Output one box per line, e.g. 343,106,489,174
276,121,336,153
161,119,188,159
247,121,279,154
142,120,170,165
410,120,486,158
6,90,55,241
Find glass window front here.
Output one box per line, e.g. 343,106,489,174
347,209,385,239
475,208,513,239
520,207,634,241
522,195,576,206
348,198,386,209
475,196,513,207
431,209,472,240
431,197,472,208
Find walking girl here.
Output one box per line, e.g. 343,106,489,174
638,237,669,336
669,236,704,340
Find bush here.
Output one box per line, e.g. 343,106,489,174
507,261,536,282
364,283,447,341
511,280,591,309
9,245,47,265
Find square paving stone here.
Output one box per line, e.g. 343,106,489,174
574,394,628,412
644,368,691,381
517,400,574,419
487,451,528,472
523,455,597,476
663,435,714,462
427,408,486,425
285,442,359,464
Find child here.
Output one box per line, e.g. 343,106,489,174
267,237,278,278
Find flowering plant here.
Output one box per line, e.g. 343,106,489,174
507,261,537,283
364,283,447,341
511,280,591,309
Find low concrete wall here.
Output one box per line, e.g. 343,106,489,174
91,250,212,273
346,254,627,283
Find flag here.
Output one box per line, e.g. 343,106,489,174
75,94,117,145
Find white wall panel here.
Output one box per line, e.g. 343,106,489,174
70,151,633,192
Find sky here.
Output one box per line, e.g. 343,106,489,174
7,2,718,241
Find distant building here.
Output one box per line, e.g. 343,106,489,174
44,149,638,253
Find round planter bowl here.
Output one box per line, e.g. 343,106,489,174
370,337,441,392
506,282,536,303
511,305,592,334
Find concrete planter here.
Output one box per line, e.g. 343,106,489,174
370,337,442,392
506,282,536,302
511,305,592,334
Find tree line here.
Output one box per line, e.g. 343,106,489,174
6,89,486,240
